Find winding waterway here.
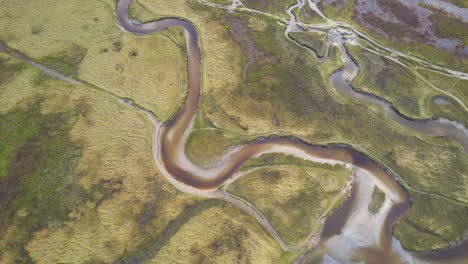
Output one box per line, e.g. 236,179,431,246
116,0,467,263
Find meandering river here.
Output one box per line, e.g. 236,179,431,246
116,0,467,263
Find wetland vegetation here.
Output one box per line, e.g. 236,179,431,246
0,0,467,263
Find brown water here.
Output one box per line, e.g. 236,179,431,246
116,0,467,262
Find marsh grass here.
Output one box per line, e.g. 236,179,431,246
0,54,26,86
298,3,327,24
348,44,436,119
78,31,188,121
0,63,198,262
368,186,385,214
144,1,468,251
152,203,284,263
0,98,86,263
185,129,248,167
0,0,121,59
241,0,295,19
289,31,328,58
136,3,468,251
394,191,468,251
228,164,350,245
0,0,466,258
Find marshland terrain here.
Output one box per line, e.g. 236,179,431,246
0,0,467,263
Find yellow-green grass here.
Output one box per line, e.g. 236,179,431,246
289,31,328,58
319,0,468,72
297,3,327,24
241,0,295,19
0,62,196,263
77,31,188,121
417,69,468,105
394,191,468,251
413,69,468,125
129,0,166,23
0,0,192,121
347,44,442,120
205,0,231,5
368,186,386,214
0,0,121,74
185,128,248,167
150,202,288,263
228,163,351,245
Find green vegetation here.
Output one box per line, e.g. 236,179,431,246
119,199,224,263
139,0,467,214
0,0,467,260
228,163,350,244
421,3,468,43
0,60,197,262
0,0,121,60
242,0,295,19
0,99,85,262
0,36,287,264
394,191,468,251
289,31,328,57
240,153,345,172
128,0,167,22
206,0,231,5
21,81,197,263
136,0,468,251
78,30,188,121
297,4,327,24
417,69,468,105
417,69,468,126
442,0,468,8
151,202,285,263
185,129,247,167
368,187,385,214
348,44,440,119
0,53,26,86
37,43,87,76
